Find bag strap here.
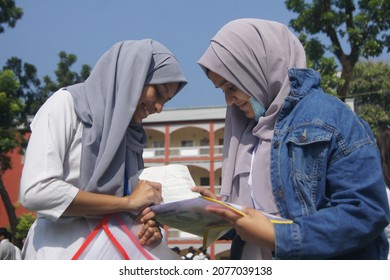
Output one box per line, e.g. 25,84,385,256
102,218,130,259
72,215,111,260
72,214,155,260
114,215,155,260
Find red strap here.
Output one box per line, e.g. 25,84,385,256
115,215,155,260
71,215,111,260
102,221,130,259
72,214,154,260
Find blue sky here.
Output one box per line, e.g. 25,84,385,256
0,0,389,109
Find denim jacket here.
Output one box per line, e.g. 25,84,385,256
272,68,390,259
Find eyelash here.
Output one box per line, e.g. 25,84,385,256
154,86,163,97
155,86,171,103
222,84,238,94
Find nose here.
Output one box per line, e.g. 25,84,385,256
155,102,164,113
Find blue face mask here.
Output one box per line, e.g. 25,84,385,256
249,98,266,121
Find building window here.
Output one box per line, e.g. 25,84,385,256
200,138,209,146
181,140,193,147
200,177,210,186
153,141,164,148
153,141,164,156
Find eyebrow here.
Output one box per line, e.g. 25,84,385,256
160,84,169,93
215,79,229,89
158,84,175,100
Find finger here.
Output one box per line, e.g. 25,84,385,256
143,231,162,246
136,179,145,188
138,219,158,238
151,191,163,205
139,225,162,245
191,186,216,199
140,207,152,216
243,208,268,220
140,211,157,224
207,207,241,224
140,182,162,205
142,180,162,190
242,207,255,215
136,207,155,223
143,181,162,201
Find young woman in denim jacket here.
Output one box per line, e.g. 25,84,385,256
197,18,390,259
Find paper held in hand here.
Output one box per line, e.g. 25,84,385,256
138,164,291,248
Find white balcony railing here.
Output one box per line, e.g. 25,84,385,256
143,147,165,159
143,145,223,159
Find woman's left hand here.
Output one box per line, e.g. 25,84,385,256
137,207,162,245
138,218,162,246
207,207,276,250
191,186,217,199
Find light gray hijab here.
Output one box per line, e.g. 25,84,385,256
198,19,306,211
67,39,187,196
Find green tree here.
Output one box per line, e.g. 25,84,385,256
298,33,342,96
0,0,23,34
3,57,42,123
0,0,23,241
15,212,35,240
349,61,390,132
1,53,90,239
285,0,390,100
4,52,91,117
42,51,91,96
0,69,23,239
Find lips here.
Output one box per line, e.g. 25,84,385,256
237,102,247,110
139,104,150,119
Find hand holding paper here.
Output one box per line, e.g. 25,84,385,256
138,164,292,248
206,205,277,250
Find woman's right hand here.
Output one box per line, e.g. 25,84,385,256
191,186,217,199
63,180,161,217
126,180,162,213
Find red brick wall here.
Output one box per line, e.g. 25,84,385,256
0,138,33,228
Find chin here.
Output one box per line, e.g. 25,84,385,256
132,118,142,124
243,111,253,118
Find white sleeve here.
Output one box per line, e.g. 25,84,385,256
20,89,80,221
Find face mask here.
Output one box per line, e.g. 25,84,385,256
249,98,266,121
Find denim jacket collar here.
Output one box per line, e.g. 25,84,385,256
288,68,321,99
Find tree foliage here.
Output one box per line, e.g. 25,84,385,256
285,0,390,99
15,212,35,240
0,0,91,238
0,69,21,240
298,33,342,96
0,0,23,241
42,51,91,96
0,69,22,172
0,0,23,33
3,58,41,125
349,61,390,133
0,53,90,238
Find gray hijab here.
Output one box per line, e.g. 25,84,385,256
67,39,187,196
198,19,306,210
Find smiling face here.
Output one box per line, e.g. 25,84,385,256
132,82,180,124
207,70,255,119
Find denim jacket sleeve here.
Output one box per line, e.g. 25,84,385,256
272,86,389,259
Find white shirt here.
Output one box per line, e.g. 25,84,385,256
0,239,16,260
14,245,21,260
20,90,178,260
